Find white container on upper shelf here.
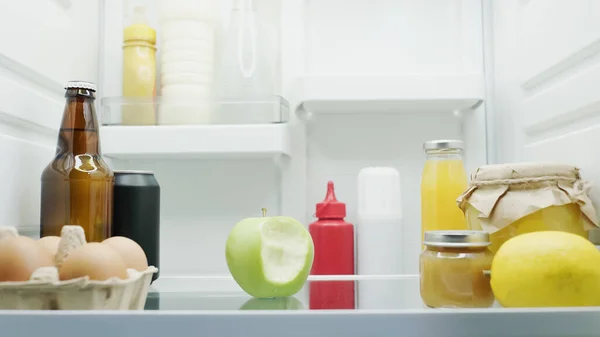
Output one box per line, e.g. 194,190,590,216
157,0,219,125
215,0,280,124
356,167,403,309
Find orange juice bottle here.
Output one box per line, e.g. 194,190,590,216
420,140,469,247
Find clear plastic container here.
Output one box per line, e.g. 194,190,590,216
420,230,494,309
100,96,289,126
215,0,281,124
122,5,157,125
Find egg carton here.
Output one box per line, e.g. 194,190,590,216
0,266,157,310
0,226,158,310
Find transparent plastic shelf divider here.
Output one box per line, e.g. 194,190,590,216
100,95,289,126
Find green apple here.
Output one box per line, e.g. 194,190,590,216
240,296,304,310
225,209,314,298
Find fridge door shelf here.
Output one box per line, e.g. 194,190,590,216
100,95,289,126
100,124,291,160
293,75,484,120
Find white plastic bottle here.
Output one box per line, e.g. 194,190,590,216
356,167,403,309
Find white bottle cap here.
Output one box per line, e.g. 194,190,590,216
357,167,402,220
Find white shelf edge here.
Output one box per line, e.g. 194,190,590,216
293,74,484,115
100,124,291,159
2,306,600,337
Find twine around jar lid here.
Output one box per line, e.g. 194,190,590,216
423,230,491,248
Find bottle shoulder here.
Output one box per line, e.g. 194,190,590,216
42,154,113,178
309,219,354,227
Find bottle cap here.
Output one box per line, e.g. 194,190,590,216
123,5,157,44
423,230,490,248
423,139,463,151
357,167,402,220
65,81,96,92
316,181,346,219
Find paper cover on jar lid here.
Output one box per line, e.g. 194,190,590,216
457,162,599,234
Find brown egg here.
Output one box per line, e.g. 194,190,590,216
0,236,54,281
59,243,128,281
37,236,61,257
102,236,148,271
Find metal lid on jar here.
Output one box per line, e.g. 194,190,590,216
588,228,600,246
65,81,96,92
423,230,491,248
423,139,464,151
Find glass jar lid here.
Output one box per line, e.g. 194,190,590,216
423,139,464,151
423,230,490,248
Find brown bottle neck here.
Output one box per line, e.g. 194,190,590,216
57,89,101,155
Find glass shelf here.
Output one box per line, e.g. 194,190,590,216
145,275,423,311
100,95,289,126
1,275,599,337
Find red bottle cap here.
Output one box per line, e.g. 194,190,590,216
316,181,346,219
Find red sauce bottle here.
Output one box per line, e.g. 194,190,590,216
309,181,355,309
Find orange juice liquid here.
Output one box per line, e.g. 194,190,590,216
421,158,468,245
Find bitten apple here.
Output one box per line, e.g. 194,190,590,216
225,209,314,298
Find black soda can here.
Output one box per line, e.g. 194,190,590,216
112,170,160,282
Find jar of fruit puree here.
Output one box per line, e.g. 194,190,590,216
420,230,494,308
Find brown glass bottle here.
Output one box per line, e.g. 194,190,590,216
40,81,113,242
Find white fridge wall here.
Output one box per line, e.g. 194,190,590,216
0,0,487,284
305,113,462,274
111,158,281,276
0,0,99,236
101,0,487,281
302,0,482,76
292,0,486,274
490,0,600,209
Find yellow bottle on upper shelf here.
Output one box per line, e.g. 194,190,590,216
420,140,468,247
122,5,156,125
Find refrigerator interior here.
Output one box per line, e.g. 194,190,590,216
100,0,487,286
1,0,600,300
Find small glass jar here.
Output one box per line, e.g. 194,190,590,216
420,230,494,308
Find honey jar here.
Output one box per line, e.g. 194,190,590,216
457,163,598,253
420,230,494,308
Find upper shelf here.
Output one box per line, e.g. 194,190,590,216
293,75,484,117
99,96,290,160
101,124,291,160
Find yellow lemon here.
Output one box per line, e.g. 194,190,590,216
491,231,600,307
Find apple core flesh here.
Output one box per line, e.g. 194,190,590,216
226,216,314,298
